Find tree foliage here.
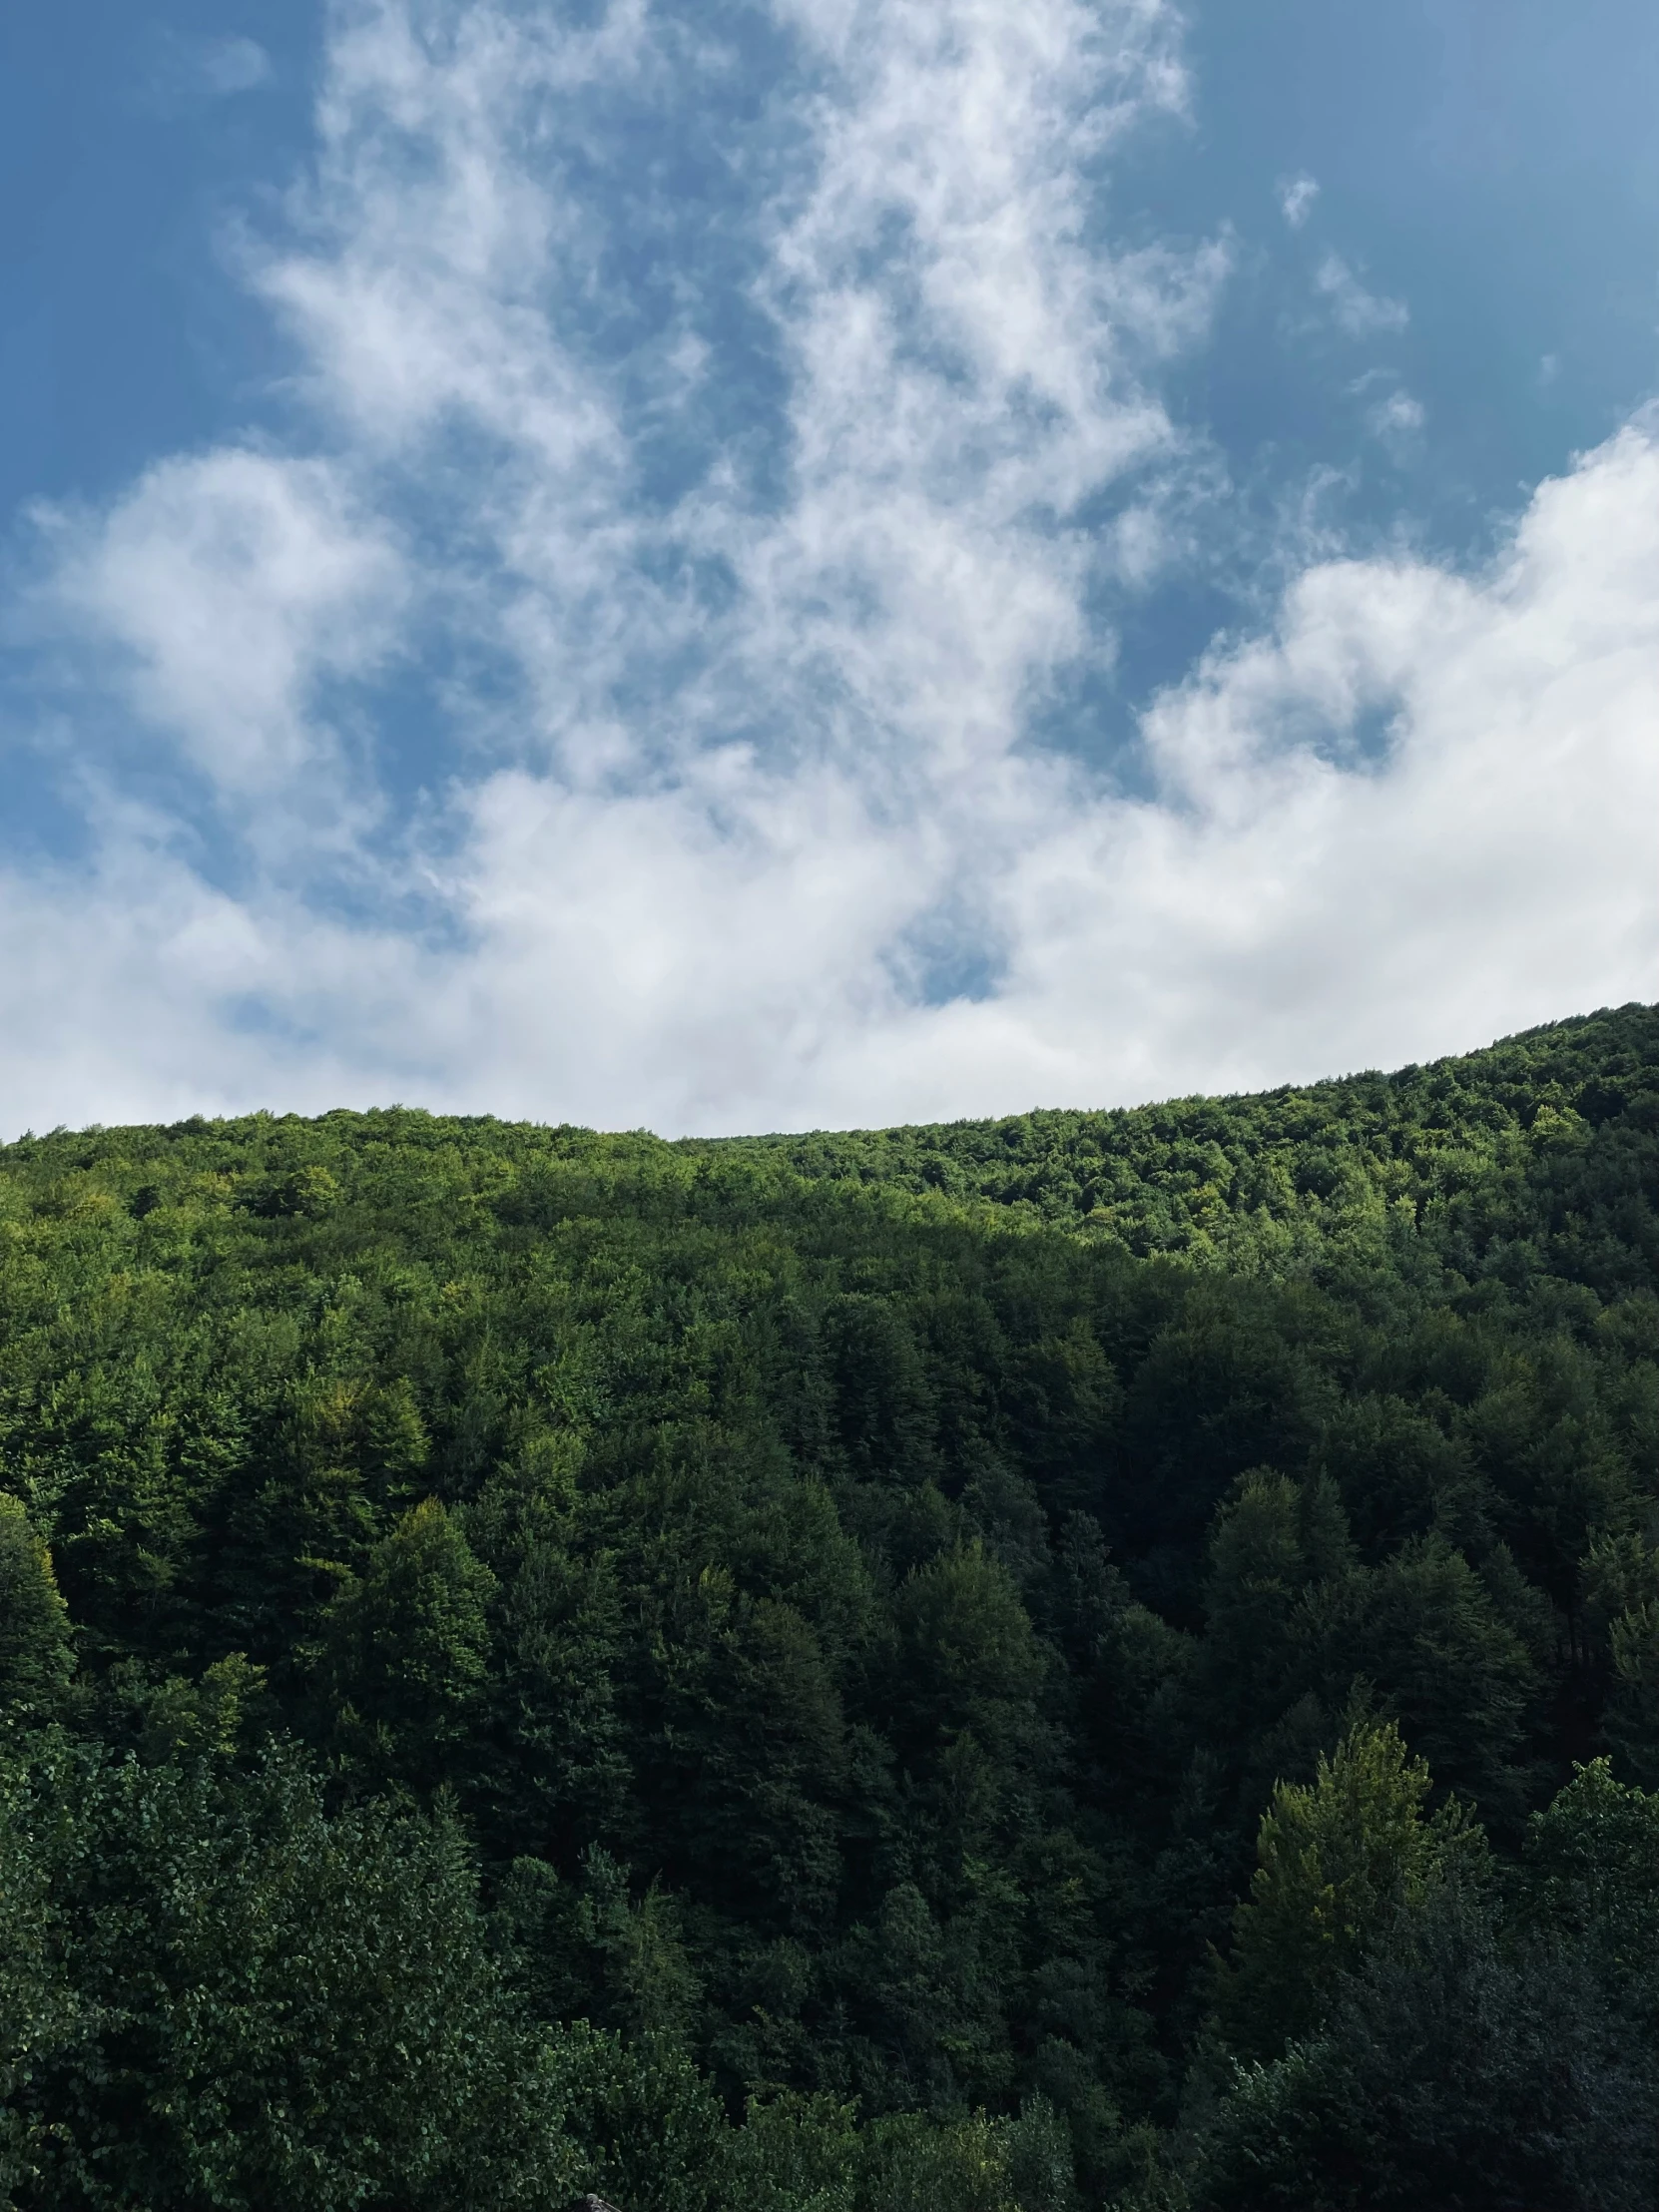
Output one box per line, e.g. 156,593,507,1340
1,1002,1658,2204
1211,1719,1479,2061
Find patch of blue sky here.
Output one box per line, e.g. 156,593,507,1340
219,990,324,1045
1023,575,1242,796
985,0,1659,759
0,726,99,869
1159,0,1659,553
0,2,321,516
890,901,1006,1010
216,988,455,1097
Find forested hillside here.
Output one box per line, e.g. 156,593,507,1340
4,1003,1659,2209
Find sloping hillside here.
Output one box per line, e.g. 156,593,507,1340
3,1004,1658,2209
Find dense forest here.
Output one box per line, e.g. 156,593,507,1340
4,1002,1659,2209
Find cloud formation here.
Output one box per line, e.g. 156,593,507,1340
1366,387,1426,449
1315,252,1409,339
1277,173,1319,230
1,0,1654,1138
139,30,275,113
200,35,276,95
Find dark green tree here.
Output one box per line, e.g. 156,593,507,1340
309,1496,496,1790
1195,1874,1658,2212
0,1737,574,2211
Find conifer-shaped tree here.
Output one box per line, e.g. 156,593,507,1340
1212,1717,1477,2059
0,1495,74,1718
310,1497,496,1791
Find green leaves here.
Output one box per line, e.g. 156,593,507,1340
0,1736,577,2211
1194,1844,1659,2212
0,1495,74,1718
0,1005,1656,2199
1520,1759,1659,2008
308,1498,495,1791
1211,1719,1481,2062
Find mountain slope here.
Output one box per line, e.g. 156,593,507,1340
2,1002,1658,2209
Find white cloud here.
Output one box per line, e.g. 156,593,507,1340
973,425,1659,1110
1315,252,1409,339
724,0,1219,781
1,0,1655,1140
28,451,405,805
1277,173,1319,230
1367,388,1425,445
396,424,1659,1131
201,36,275,96
138,31,274,114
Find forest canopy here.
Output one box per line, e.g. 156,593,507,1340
3,1002,1659,2209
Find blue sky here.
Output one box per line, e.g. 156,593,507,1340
1,0,1657,1135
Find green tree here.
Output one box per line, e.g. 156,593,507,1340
1520,1758,1659,2018
0,1495,74,1717
1194,1875,1658,2212
309,1497,496,1790
1302,1538,1536,1817
724,2089,860,2212
1317,1392,1480,1555
498,1845,704,2044
546,2020,730,2212
0,1736,575,2211
1581,1531,1659,1786
892,1540,1046,1765
856,2107,1019,2212
1202,1471,1352,1733
1211,1718,1476,2060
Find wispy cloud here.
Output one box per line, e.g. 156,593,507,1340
1277,173,1319,230
1366,387,1425,449
138,31,275,115
1315,251,1408,338
200,35,275,95
31,452,403,803
0,0,1654,1137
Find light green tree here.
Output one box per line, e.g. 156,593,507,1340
1212,1717,1479,2059
0,1495,74,1718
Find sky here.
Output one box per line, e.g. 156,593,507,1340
1,0,1657,1138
